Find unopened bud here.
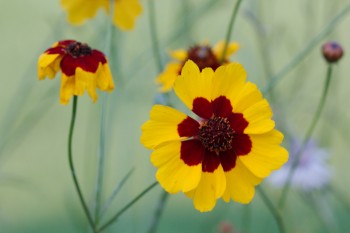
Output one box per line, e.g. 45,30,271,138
322,41,343,63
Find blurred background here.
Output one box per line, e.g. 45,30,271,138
1,0,350,232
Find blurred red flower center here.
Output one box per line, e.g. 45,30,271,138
198,116,234,155
186,45,221,71
66,42,92,57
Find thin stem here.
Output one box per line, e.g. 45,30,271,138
68,96,96,232
257,186,286,233
220,0,244,63
146,191,169,233
278,65,333,208
262,3,350,95
98,181,158,232
148,0,163,73
99,168,135,219
93,0,114,226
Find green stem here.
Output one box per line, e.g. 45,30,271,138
257,186,286,233
262,3,350,95
146,191,169,233
98,181,158,232
242,204,251,233
68,96,96,232
99,168,135,219
278,65,333,209
94,0,114,226
220,0,244,63
148,0,163,73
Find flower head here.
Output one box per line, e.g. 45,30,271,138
156,41,239,92
322,41,344,63
141,60,288,212
38,40,114,104
60,0,143,30
269,138,331,192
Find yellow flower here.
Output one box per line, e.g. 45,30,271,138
141,60,288,212
156,41,239,92
38,40,114,104
60,0,143,30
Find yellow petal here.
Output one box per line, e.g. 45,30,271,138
174,60,213,111
60,74,76,105
113,0,143,30
153,141,201,193
239,130,288,178
38,53,61,80
213,41,240,59
170,49,187,60
141,105,189,149
243,99,275,134
97,63,115,91
155,63,181,93
222,159,261,204
211,62,247,103
60,0,108,25
185,166,226,212
231,82,263,113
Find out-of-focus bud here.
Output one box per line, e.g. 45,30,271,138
217,221,234,233
322,41,344,63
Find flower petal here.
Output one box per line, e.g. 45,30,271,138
222,159,261,203
60,74,76,105
239,130,288,178
153,141,202,193
113,0,143,30
243,100,275,134
38,53,62,80
174,60,213,112
97,63,115,91
60,0,108,25
213,41,240,59
211,63,247,102
231,82,263,113
170,49,187,60
155,63,181,93
141,105,189,149
185,166,226,212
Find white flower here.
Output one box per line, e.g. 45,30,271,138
268,138,331,192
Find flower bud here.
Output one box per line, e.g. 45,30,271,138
322,41,344,63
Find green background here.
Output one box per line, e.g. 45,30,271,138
1,0,350,232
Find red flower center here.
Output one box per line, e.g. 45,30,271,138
66,42,92,57
186,45,221,71
198,117,234,155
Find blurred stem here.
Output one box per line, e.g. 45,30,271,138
93,0,114,226
98,181,158,232
242,204,251,233
99,168,135,219
68,96,96,232
263,3,350,95
298,191,337,233
181,0,192,43
220,0,244,63
148,0,163,73
146,190,169,233
257,186,286,233
278,65,333,209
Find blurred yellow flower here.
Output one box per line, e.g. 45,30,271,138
156,41,239,92
60,0,143,30
38,40,114,104
141,60,288,212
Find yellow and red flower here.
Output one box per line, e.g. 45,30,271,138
60,0,143,30
156,41,239,92
141,60,288,212
38,40,114,104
